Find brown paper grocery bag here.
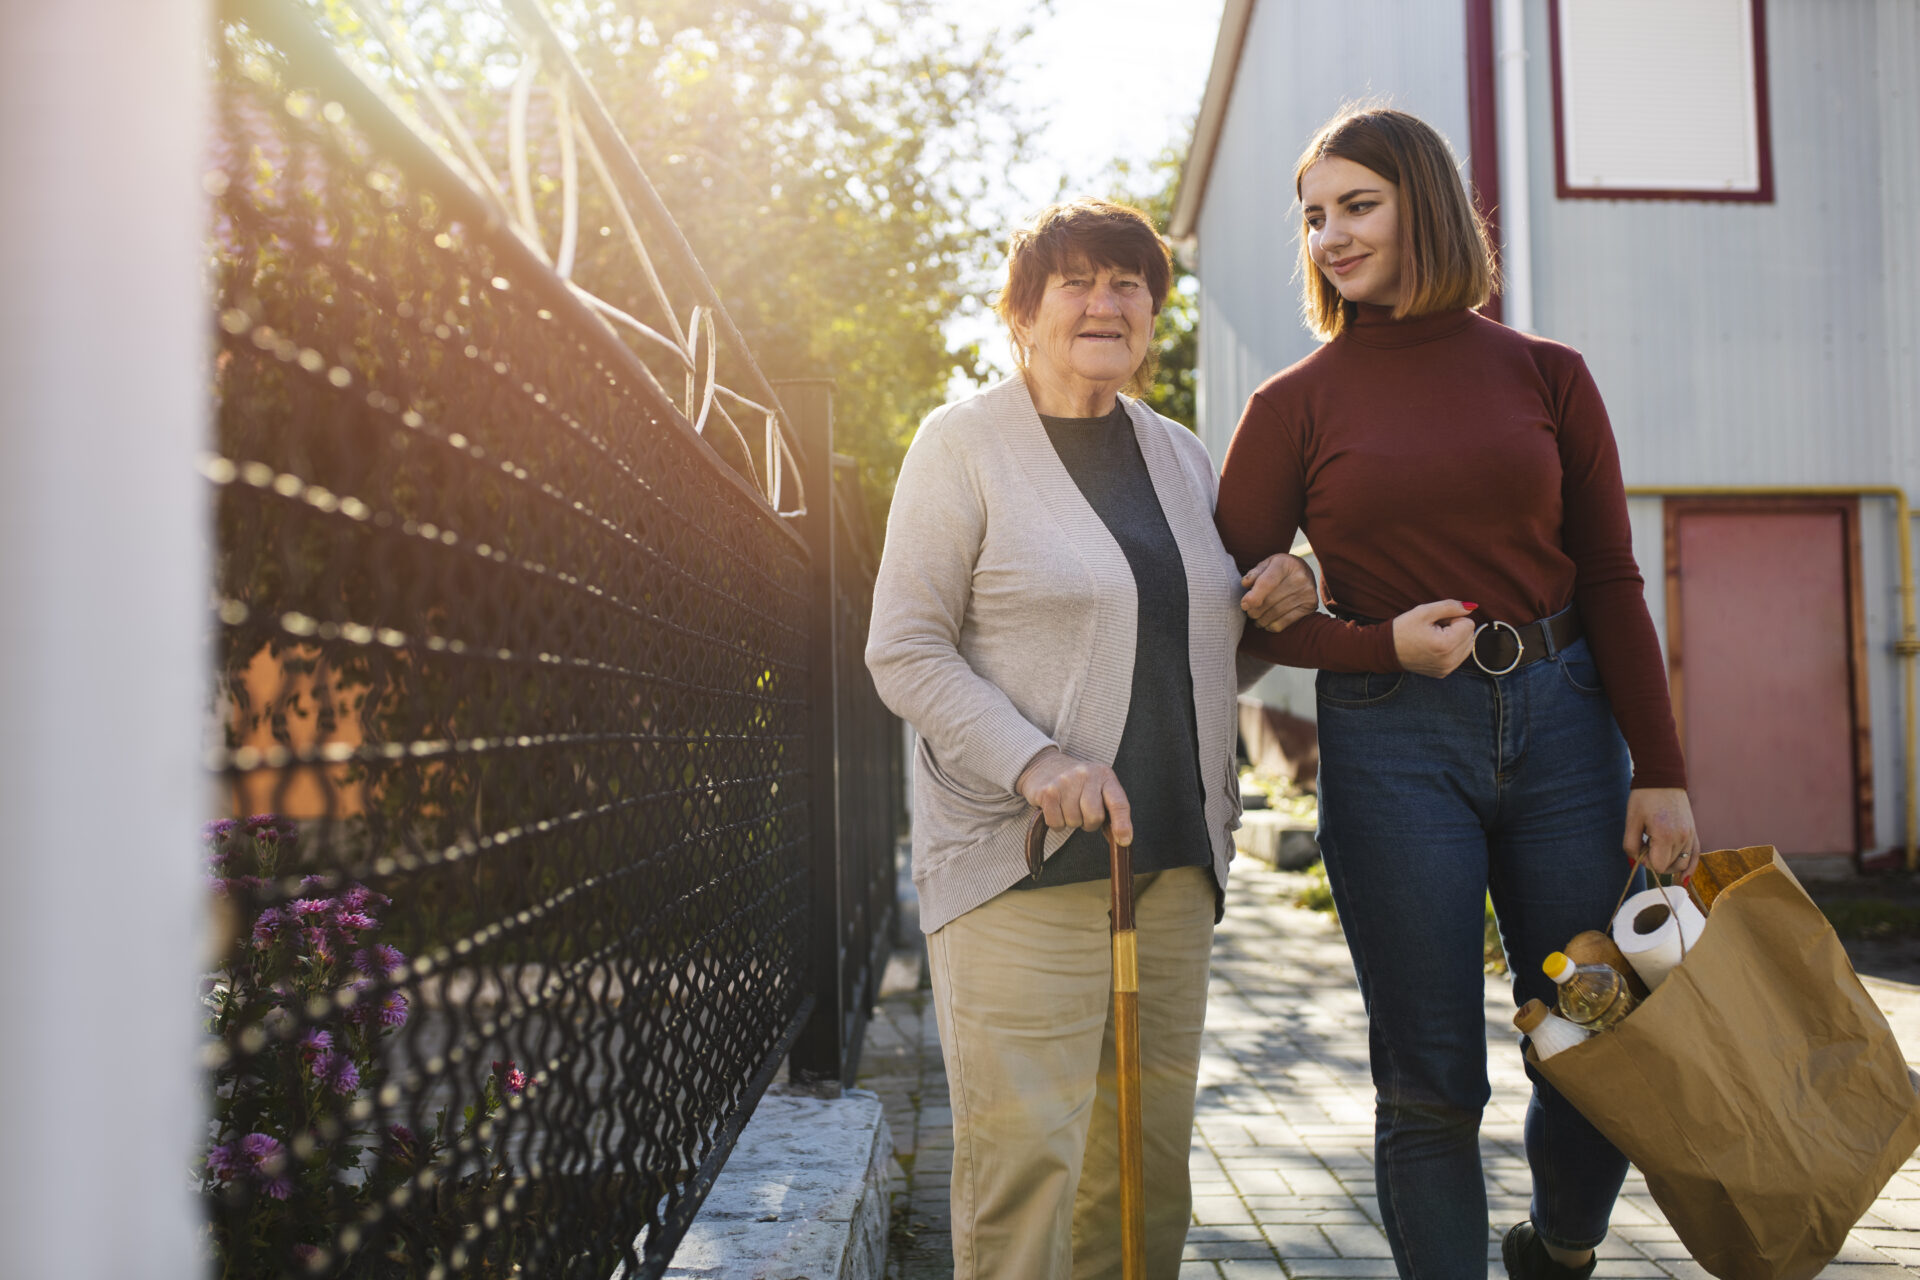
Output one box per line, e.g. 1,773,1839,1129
1530,846,1920,1280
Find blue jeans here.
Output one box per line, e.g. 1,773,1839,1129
1314,635,1640,1278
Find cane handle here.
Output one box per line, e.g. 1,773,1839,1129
1023,809,1122,880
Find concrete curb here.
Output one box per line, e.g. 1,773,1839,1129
1234,809,1321,870
665,1089,893,1280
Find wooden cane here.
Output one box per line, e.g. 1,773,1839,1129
1026,811,1146,1280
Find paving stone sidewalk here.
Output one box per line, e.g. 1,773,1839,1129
858,863,1920,1279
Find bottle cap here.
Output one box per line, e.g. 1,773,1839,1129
1543,952,1575,983
1513,999,1550,1033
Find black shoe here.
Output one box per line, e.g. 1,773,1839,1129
1501,1222,1596,1280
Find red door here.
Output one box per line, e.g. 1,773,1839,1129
1670,506,1861,858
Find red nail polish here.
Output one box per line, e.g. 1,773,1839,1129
1462,601,1479,611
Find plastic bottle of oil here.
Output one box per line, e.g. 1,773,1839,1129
1542,951,1638,1032
1513,998,1590,1060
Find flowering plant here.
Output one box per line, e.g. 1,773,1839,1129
200,815,528,1276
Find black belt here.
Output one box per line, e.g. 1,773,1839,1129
1334,607,1583,676
1467,610,1582,675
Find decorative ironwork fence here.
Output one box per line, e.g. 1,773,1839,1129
201,1,900,1275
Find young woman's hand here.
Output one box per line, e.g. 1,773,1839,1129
1016,747,1134,844
1624,788,1700,876
1390,600,1478,677
1240,553,1319,633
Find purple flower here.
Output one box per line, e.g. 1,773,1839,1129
206,1142,242,1181
243,1133,292,1197
383,1123,417,1157
314,1052,360,1095
298,1029,333,1062
245,813,297,842
492,1060,527,1096
301,928,334,964
376,991,409,1028
208,1132,289,1196
353,945,407,978
202,818,240,843
251,908,284,948
343,981,406,1029
288,898,334,919
339,884,389,913
332,910,375,933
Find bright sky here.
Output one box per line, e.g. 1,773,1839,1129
901,0,1231,379
969,0,1229,207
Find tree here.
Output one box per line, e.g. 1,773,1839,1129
307,0,1038,513
554,0,1040,506
1105,147,1199,432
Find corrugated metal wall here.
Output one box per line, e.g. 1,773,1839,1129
1881,0,1920,494
1523,0,1916,494
1518,0,1917,852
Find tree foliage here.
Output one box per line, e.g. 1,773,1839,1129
558,1,1037,499
1106,148,1199,432
348,0,1032,506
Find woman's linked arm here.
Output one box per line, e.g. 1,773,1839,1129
864,423,1056,797
1215,391,1401,673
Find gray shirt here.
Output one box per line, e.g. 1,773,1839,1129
1023,404,1211,888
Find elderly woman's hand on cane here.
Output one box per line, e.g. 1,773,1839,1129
1017,747,1134,845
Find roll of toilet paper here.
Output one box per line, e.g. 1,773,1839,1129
1610,886,1707,990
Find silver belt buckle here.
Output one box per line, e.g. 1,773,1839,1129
1472,620,1524,676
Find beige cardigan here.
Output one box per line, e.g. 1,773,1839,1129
866,375,1246,934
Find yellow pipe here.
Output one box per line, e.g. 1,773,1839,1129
1625,486,1918,871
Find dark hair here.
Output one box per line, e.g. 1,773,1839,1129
995,198,1173,392
1294,106,1497,340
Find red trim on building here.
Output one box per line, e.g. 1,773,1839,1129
1548,0,1775,204
1465,0,1503,322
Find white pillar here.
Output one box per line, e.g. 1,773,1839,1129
1497,0,1535,333
0,3,208,1278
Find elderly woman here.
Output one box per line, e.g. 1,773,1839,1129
866,198,1313,1279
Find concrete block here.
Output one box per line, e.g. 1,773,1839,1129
1233,810,1320,870
664,1089,892,1280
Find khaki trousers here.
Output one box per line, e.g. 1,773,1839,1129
927,864,1215,1280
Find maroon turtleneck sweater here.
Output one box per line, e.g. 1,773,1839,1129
1216,304,1686,791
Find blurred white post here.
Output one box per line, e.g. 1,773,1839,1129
0,3,209,1278
1497,0,1535,333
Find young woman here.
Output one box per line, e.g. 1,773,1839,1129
1217,108,1700,1280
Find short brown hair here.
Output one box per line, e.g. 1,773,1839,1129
1294,106,1497,341
995,199,1173,392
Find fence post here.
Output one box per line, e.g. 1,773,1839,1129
0,2,208,1276
779,379,848,1090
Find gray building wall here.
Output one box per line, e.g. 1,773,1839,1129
1520,0,1917,495
1514,0,1918,851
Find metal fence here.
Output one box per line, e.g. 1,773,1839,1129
201,1,899,1275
